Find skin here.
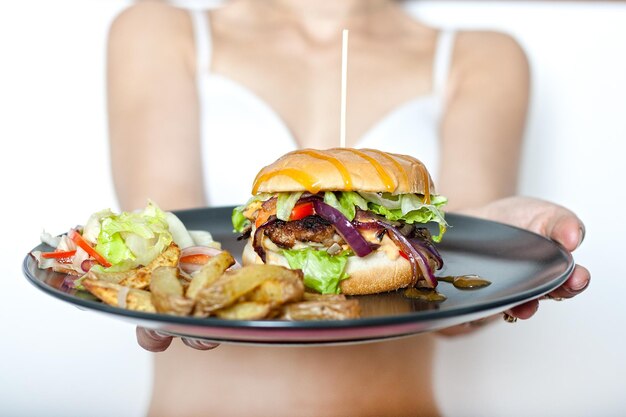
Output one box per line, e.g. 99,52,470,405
107,1,590,415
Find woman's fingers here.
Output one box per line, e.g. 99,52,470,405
136,327,221,352
504,299,539,321
181,338,220,350
544,264,591,300
542,207,585,252
504,265,590,322
136,327,173,352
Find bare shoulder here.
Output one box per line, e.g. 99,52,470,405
108,1,194,65
452,30,530,90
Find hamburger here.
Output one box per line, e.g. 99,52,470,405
232,148,448,295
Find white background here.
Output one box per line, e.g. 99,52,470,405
1,1,625,416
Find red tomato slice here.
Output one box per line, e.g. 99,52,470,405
399,250,409,261
179,253,211,265
290,202,314,221
69,229,111,267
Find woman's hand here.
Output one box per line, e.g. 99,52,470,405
136,327,220,352
438,196,590,336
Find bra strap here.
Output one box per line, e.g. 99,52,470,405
432,30,456,96
189,9,212,74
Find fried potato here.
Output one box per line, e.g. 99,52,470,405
118,243,181,289
149,266,194,316
246,276,305,308
185,251,235,301
86,268,135,285
302,292,347,302
194,265,302,316
214,301,272,320
82,278,156,313
279,299,361,320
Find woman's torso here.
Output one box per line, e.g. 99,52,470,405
191,2,452,206
151,2,455,416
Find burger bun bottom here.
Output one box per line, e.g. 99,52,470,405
242,241,416,295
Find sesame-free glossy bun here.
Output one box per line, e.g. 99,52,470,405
252,148,435,196
242,240,417,295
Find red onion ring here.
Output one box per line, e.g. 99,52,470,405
408,237,443,270
376,221,438,288
252,217,279,262
312,200,374,257
81,259,96,272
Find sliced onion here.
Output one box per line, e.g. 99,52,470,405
377,221,438,288
252,217,279,262
179,246,241,274
81,259,96,272
408,238,443,270
312,200,373,257
180,246,226,258
61,275,79,290
117,286,130,309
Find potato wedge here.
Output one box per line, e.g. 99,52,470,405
214,301,271,320
279,299,361,320
150,266,193,315
82,278,156,313
185,251,235,301
302,292,347,302
194,265,302,316
86,268,135,285
246,276,304,308
118,243,181,289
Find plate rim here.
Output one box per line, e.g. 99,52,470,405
21,209,575,333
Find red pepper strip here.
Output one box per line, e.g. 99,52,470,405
179,254,211,265
41,250,77,259
399,251,409,261
69,229,111,267
290,202,314,221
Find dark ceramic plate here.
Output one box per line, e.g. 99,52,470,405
23,206,573,346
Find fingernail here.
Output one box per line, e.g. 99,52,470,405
544,294,564,301
145,329,169,340
569,276,590,293
577,226,585,248
182,338,220,350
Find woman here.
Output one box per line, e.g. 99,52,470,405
107,1,589,415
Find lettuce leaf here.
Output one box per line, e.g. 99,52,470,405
231,206,250,233
232,193,272,233
323,191,368,221
366,194,448,242
94,202,173,271
276,192,303,221
324,191,448,242
282,248,350,294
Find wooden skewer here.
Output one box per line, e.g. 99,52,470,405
340,29,349,148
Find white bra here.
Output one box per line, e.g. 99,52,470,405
188,9,455,206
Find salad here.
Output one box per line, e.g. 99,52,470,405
31,201,225,286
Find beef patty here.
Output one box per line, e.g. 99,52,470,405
263,216,340,248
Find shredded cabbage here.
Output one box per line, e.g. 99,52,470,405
94,201,173,271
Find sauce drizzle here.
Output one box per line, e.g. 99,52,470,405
292,149,354,190
252,168,321,194
438,275,491,290
404,287,447,302
365,148,408,190
347,149,396,192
